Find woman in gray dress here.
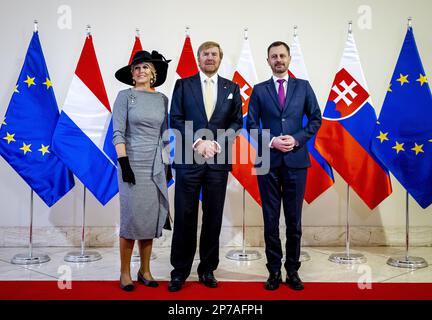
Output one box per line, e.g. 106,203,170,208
113,50,170,291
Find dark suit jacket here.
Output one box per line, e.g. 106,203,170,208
246,77,322,169
170,73,243,170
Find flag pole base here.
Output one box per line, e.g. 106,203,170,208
11,253,50,265
387,256,428,269
300,250,311,262
225,249,262,261
64,251,102,263
329,252,366,264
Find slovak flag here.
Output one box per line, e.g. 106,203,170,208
52,35,118,205
315,31,392,209
288,33,334,204
231,37,261,205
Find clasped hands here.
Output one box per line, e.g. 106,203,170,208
195,140,220,159
272,135,297,153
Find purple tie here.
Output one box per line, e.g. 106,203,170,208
277,79,286,110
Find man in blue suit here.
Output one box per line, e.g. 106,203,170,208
169,41,242,292
247,41,321,291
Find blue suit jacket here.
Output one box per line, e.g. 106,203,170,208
246,77,322,169
170,73,243,170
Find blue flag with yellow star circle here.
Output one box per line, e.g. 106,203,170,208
371,27,432,209
0,31,74,207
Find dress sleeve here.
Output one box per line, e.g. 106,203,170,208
112,90,128,145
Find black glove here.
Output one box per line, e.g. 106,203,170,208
118,156,136,185
163,215,172,231
165,164,173,183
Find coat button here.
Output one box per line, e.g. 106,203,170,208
282,119,286,122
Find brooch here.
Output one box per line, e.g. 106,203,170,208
129,93,136,105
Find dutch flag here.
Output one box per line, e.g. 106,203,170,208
52,34,118,205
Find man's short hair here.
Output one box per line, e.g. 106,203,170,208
267,41,290,57
197,41,224,60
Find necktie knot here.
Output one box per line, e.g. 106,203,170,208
277,79,286,109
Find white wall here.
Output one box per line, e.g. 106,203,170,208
0,0,431,233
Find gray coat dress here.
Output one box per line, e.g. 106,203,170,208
112,88,169,240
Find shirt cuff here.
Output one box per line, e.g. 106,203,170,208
213,141,221,153
192,138,202,150
269,137,276,148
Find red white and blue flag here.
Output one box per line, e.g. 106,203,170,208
288,34,334,203
231,37,261,205
169,35,199,187
173,35,198,80
52,35,118,205
315,32,392,209
128,35,143,64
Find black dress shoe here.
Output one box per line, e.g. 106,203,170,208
198,272,218,288
119,278,135,292
286,271,304,291
264,272,282,290
137,270,159,288
168,277,184,292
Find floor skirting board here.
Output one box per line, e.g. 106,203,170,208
0,226,431,247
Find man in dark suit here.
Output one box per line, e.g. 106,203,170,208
246,41,321,291
169,41,242,292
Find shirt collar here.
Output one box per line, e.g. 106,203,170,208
272,74,289,84
200,71,218,84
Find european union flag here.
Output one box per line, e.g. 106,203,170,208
371,27,432,209
0,32,75,207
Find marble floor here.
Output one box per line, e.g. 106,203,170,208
0,246,431,283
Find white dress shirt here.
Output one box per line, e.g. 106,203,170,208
269,74,298,148
272,74,289,97
192,72,221,152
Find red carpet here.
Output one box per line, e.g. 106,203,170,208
1,281,431,300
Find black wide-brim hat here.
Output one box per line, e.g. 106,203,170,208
115,50,171,87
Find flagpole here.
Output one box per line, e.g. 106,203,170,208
386,188,428,269
226,27,261,262
327,22,367,265
329,185,366,264
226,184,261,261
385,17,428,270
11,20,50,265
61,25,101,263
11,189,50,264
291,24,311,263
64,186,102,262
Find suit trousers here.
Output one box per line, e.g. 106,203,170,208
257,166,307,274
170,165,229,280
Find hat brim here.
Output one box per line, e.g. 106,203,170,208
115,59,168,87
